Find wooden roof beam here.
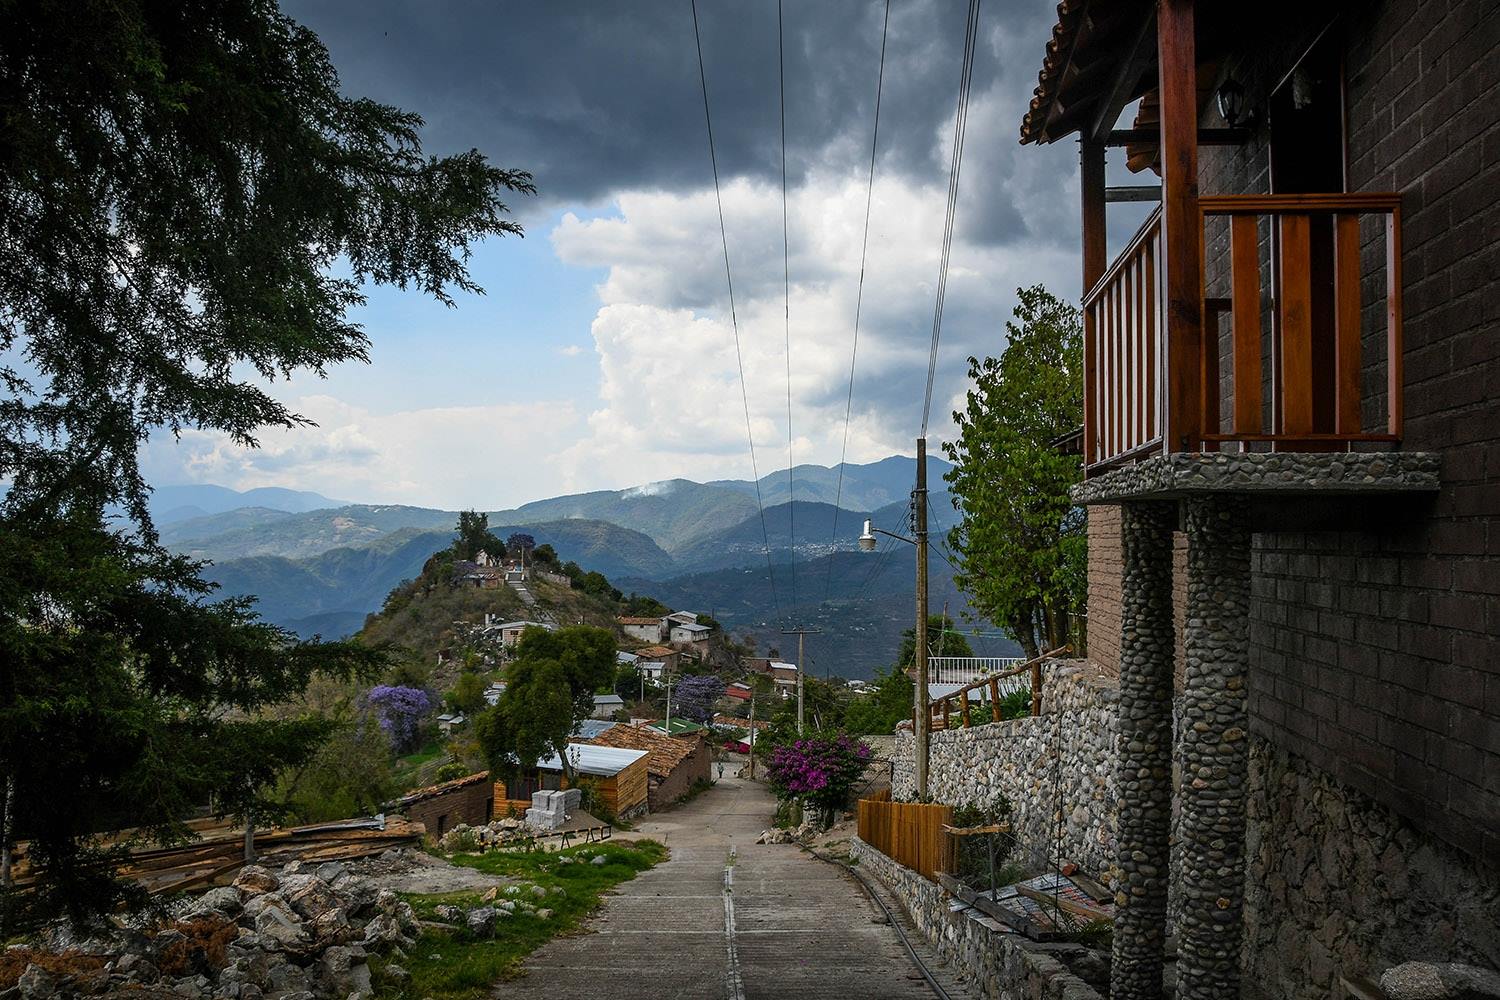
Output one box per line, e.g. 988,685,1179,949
1107,127,1252,146
1087,6,1158,144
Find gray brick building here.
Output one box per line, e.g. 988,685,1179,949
1019,0,1498,997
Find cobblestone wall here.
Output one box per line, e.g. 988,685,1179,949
892,661,1121,881
1245,736,1500,1000
850,836,1107,1000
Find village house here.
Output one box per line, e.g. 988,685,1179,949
392,770,494,840
587,722,712,811
632,645,679,679
723,681,753,702
667,619,714,648
769,661,798,698
645,717,709,738
500,743,649,821
617,615,666,643
591,693,625,719
893,1,1500,998
486,619,554,649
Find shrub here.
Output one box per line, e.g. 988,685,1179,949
763,734,872,818
433,761,468,783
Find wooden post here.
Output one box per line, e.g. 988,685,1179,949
989,678,1001,723
1157,0,1202,453
1031,659,1043,717
960,689,971,728
1082,138,1107,469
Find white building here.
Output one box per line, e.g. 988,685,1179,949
618,616,666,643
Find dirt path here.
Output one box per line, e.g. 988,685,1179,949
492,774,956,1000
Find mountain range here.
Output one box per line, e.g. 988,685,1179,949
161,455,1015,677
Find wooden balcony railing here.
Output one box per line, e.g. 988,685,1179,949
1081,193,1404,473
919,646,1070,731
1083,208,1163,471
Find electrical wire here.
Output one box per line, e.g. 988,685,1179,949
691,0,782,622
920,0,983,437
778,0,796,613
824,0,892,607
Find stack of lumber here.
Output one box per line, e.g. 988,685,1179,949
11,816,424,895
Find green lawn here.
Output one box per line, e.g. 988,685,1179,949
371,839,667,999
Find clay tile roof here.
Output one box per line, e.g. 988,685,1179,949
634,645,676,658
617,616,663,626
587,724,695,779
1019,0,1091,144
395,769,491,807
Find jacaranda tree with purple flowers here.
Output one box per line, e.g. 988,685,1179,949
763,734,873,819
672,674,723,724
366,685,433,753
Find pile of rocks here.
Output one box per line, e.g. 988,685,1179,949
8,861,420,1000
428,881,566,934
435,817,529,852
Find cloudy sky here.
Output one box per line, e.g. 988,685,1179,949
143,0,1146,509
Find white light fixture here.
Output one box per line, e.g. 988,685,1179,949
858,519,877,552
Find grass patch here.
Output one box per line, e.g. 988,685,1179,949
372,839,667,999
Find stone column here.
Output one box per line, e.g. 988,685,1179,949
1111,500,1177,1000
1177,494,1251,999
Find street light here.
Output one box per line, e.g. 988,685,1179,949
858,437,931,799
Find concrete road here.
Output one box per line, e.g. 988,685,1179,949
494,773,949,1000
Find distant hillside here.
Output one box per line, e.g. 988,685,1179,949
163,505,456,561
618,540,1016,681
146,483,346,524
492,479,759,553
207,519,676,638
710,454,954,511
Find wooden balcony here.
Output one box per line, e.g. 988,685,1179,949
1082,193,1404,476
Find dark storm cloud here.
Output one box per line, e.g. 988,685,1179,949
285,0,1064,244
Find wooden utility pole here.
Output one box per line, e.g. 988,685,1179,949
914,437,930,800
781,626,822,734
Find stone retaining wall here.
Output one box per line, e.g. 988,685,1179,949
851,836,1107,999
892,661,1121,881
1244,737,1500,1000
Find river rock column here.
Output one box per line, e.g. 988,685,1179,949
1177,494,1251,998
1111,500,1176,1000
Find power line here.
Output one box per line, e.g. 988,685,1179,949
778,0,796,612
824,0,893,607
920,0,983,436
691,0,782,622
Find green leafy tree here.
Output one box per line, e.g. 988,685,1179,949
0,0,529,926
842,667,916,736
453,511,506,562
896,614,975,668
445,672,489,716
278,716,397,824
943,286,1085,657
476,626,615,781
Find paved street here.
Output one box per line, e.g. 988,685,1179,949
494,773,947,1000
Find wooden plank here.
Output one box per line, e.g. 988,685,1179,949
1013,883,1114,922
1199,192,1402,213
1146,225,1158,443
1279,213,1315,437
941,823,1012,836
1231,214,1264,435
1333,212,1362,435
989,678,1001,723
1157,0,1202,453
1030,660,1042,716
960,689,971,728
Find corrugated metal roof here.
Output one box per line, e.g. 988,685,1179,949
536,743,648,777
574,719,619,739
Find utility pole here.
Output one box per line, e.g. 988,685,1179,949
781,625,822,734
914,436,930,800
748,694,756,780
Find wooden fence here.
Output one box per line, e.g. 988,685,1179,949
856,793,953,881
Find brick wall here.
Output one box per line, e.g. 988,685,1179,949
1191,0,1500,865
646,739,712,810
403,780,493,840
1085,505,1122,675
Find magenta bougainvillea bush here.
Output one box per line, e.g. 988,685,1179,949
764,734,873,814
366,685,433,753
